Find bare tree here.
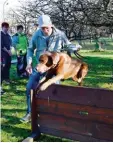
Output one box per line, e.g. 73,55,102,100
6,0,113,44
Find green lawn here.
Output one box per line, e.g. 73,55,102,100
1,49,113,142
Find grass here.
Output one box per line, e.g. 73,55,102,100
1,45,113,142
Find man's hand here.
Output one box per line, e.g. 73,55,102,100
26,65,32,74
3,47,12,56
7,50,12,56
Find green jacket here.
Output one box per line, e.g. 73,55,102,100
12,33,28,55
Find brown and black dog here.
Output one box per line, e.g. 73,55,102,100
36,52,88,91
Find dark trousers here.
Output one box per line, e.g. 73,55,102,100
17,54,27,76
1,52,11,82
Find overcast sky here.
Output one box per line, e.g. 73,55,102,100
0,0,21,23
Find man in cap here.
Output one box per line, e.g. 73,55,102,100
20,15,74,122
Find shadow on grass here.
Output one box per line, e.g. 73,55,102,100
1,108,26,114
80,56,113,73
1,123,31,142
2,78,28,97
38,134,73,142
1,114,72,142
2,88,25,93
1,114,24,124
1,112,31,142
63,55,113,89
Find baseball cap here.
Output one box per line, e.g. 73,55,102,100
38,15,53,28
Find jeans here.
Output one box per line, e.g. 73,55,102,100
26,69,60,113
26,69,43,113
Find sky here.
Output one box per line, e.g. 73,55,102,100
0,0,21,23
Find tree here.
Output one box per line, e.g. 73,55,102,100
6,0,113,45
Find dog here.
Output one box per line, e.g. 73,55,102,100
36,52,88,91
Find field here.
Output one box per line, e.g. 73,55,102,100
1,40,113,142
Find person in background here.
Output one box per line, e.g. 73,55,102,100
27,24,39,43
12,25,28,77
1,22,12,84
33,23,39,32
20,15,77,123
0,56,5,95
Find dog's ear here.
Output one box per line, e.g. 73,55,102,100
46,56,53,67
44,52,60,66
50,52,60,65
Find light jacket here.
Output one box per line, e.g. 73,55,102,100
27,27,71,65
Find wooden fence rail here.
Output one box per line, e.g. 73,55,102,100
23,85,113,142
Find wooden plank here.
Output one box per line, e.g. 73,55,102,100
37,99,113,117
91,123,113,141
31,91,40,136
37,114,113,141
38,114,91,136
39,126,107,142
37,84,113,109
33,86,113,141
37,99,113,125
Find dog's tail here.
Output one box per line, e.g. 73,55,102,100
77,62,88,79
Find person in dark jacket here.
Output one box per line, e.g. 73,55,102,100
1,22,12,84
0,56,5,95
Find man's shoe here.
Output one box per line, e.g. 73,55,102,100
20,113,31,123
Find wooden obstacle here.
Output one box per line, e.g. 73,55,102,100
23,85,113,142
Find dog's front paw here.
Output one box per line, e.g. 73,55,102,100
40,83,48,91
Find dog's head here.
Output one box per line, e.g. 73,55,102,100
36,52,60,73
